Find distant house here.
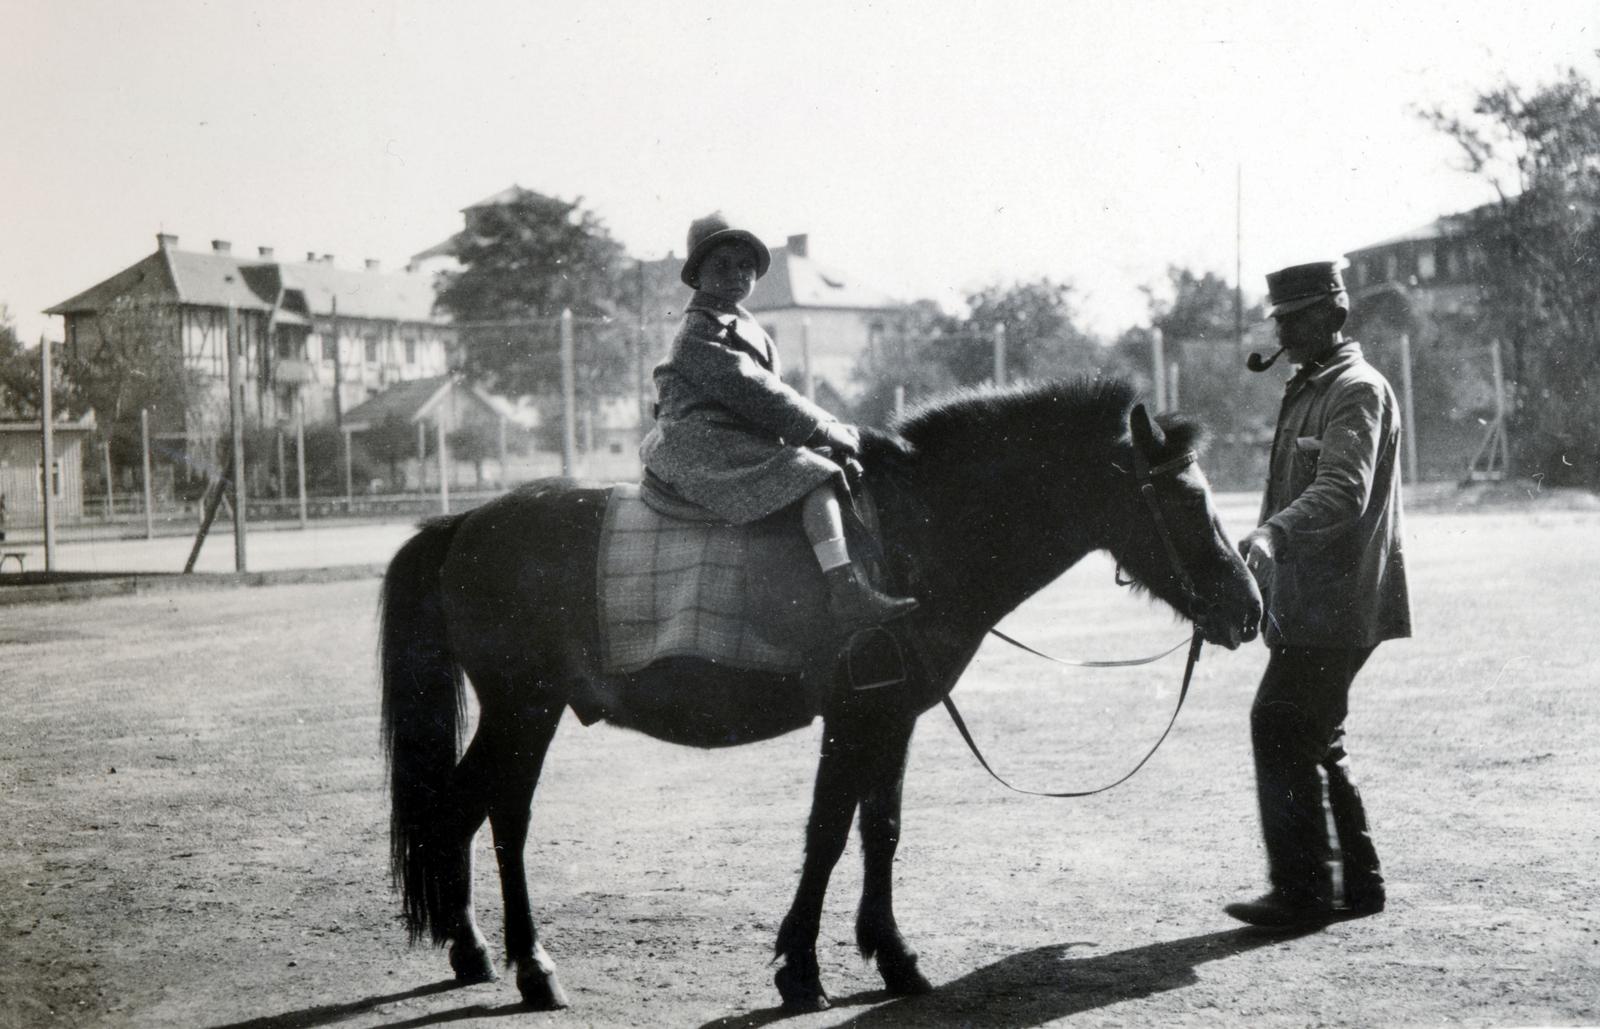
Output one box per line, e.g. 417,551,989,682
0,413,97,527
45,234,456,453
342,374,511,490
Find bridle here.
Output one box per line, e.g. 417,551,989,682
943,445,1209,798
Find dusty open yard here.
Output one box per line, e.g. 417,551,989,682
2,500,1598,1027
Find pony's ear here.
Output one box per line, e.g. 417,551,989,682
1130,403,1167,453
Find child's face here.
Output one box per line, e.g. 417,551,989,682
695,241,759,303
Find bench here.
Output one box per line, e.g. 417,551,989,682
0,552,25,574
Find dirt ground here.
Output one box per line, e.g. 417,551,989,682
2,502,1598,1028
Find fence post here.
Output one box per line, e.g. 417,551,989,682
39,334,56,572
1398,332,1419,484
141,407,154,539
993,322,1007,387
560,309,576,476
436,417,450,514
295,402,308,530
226,299,247,572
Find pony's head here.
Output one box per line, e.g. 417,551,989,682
1103,402,1261,649
871,376,1259,648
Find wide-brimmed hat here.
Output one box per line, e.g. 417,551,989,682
1264,260,1348,319
680,212,770,287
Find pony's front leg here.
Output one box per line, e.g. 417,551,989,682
856,716,933,996
774,721,867,1011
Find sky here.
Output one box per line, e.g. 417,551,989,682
2,0,1596,346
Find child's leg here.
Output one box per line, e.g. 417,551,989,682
800,484,851,573
800,483,916,629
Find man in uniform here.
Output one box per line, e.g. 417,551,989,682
1227,260,1412,928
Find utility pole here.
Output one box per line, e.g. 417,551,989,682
1235,162,1244,344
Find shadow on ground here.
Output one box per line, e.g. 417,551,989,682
699,926,1314,1029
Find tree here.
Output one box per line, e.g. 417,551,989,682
56,296,205,475
848,300,964,426
933,279,1099,386
433,193,633,405
1425,63,1600,486
360,413,419,489
447,421,499,487
1139,265,1275,434
0,304,74,419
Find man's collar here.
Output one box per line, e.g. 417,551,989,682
1290,339,1362,387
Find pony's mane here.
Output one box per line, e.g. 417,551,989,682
881,375,1202,459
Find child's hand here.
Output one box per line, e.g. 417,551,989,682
810,420,861,456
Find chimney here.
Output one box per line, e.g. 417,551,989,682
365,258,381,271
211,239,232,254
156,232,178,251
786,233,808,258
306,251,318,263
258,246,275,259
322,253,335,264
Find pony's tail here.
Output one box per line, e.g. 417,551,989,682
379,514,468,946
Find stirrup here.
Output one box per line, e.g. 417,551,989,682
842,625,907,691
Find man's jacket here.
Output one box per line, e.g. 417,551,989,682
1257,341,1412,647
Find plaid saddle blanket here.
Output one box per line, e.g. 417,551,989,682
597,484,831,676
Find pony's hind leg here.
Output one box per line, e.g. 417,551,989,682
855,717,932,996
428,725,504,984
774,720,871,1012
481,693,568,1009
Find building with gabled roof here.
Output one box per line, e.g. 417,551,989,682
46,234,456,456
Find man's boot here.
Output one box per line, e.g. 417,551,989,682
823,564,917,633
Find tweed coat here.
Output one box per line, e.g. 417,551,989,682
1256,340,1412,648
639,291,842,524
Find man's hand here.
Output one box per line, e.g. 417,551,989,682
1239,527,1276,581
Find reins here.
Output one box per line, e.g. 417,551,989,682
941,445,1210,798
943,629,1202,798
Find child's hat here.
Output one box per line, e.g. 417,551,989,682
681,212,771,287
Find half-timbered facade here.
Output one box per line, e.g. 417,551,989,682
46,235,456,454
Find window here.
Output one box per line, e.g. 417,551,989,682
405,338,417,365
1444,246,1462,279
365,337,379,364
1384,254,1399,280
1417,249,1437,281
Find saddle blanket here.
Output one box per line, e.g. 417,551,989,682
597,484,830,676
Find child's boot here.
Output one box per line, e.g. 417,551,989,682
823,564,917,632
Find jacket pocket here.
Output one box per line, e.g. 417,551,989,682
1288,436,1322,496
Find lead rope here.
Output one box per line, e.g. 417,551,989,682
942,628,1203,798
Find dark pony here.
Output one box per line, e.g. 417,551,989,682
380,376,1260,1011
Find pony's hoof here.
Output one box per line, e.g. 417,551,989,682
449,942,496,985
878,950,933,996
774,961,830,1012
517,947,570,1010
